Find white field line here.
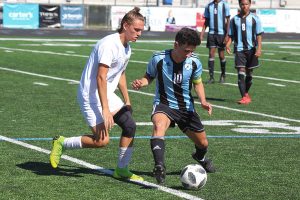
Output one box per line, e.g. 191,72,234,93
2,37,300,45
0,46,299,84
0,66,299,123
0,135,203,200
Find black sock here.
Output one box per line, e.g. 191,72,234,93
245,75,252,93
150,138,165,166
238,73,246,97
220,60,226,76
208,60,214,79
194,145,207,161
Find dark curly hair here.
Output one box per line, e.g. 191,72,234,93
238,0,251,4
175,27,200,46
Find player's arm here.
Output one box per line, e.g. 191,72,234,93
132,73,153,90
200,19,208,42
224,16,231,43
97,63,114,130
118,71,131,106
255,34,262,57
193,78,212,116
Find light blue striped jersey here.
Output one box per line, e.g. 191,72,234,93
204,0,230,35
146,49,203,112
228,13,264,52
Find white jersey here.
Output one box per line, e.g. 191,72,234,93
78,33,131,104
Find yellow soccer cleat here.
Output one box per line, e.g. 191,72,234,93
113,166,144,181
49,136,65,168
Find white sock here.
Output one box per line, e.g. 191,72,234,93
117,147,133,168
63,136,82,149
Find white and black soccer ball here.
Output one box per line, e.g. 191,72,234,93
180,164,207,190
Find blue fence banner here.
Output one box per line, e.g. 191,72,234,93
61,5,84,28
3,3,39,29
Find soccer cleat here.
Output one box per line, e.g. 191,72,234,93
192,153,216,173
244,93,252,103
50,135,65,168
113,167,144,181
219,75,226,83
237,96,251,104
153,164,166,184
206,78,215,84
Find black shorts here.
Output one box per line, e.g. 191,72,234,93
235,49,259,69
206,34,226,49
151,103,205,133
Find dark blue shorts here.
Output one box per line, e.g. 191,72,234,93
207,34,226,49
151,103,205,133
235,48,259,69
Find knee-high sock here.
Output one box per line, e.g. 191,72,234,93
245,75,253,93
117,147,133,168
208,58,215,79
238,72,246,97
220,59,226,76
194,145,208,161
150,138,165,166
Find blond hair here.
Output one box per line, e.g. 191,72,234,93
118,7,144,33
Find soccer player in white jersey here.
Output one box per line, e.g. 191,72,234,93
132,28,216,184
50,7,144,181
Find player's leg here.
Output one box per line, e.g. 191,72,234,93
50,101,108,168
112,106,143,181
180,112,215,173
185,130,215,173
218,48,226,83
235,52,250,104
207,47,216,84
151,113,171,184
245,68,253,102
206,34,216,84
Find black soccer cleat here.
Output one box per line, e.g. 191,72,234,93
153,164,166,184
192,153,216,173
206,78,215,84
219,75,226,83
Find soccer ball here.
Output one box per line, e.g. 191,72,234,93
180,164,207,190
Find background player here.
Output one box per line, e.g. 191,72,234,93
226,0,264,104
200,0,230,84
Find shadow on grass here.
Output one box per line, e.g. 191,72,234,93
16,161,111,178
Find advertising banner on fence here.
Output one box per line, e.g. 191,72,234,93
111,6,206,32
3,3,39,29
276,10,300,33
39,5,60,28
256,9,277,33
61,5,84,28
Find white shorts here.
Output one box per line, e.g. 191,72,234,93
77,92,124,127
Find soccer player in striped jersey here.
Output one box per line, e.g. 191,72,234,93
200,0,231,84
132,28,216,184
226,0,264,104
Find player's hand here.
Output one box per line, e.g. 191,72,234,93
255,48,262,57
132,79,143,90
201,102,212,116
102,108,114,131
226,46,232,55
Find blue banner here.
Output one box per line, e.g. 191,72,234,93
3,4,39,29
61,5,84,29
